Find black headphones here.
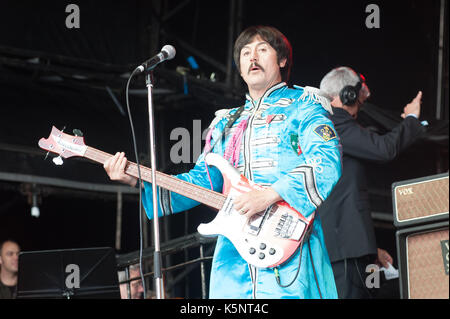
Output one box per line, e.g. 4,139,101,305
339,73,365,106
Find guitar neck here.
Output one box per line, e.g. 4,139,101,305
84,146,225,210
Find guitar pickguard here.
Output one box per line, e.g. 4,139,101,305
196,153,313,268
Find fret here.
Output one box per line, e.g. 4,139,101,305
85,147,225,210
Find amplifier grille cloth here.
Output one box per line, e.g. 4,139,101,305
396,177,448,222
406,228,449,299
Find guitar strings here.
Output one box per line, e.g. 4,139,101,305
88,148,310,246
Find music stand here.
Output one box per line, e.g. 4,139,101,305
17,247,120,299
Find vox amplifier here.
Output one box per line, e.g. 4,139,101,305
392,172,448,228
396,221,449,299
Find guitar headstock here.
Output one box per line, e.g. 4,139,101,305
38,126,87,159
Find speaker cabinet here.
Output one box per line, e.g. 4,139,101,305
396,221,449,299
392,172,448,228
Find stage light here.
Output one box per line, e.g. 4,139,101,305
31,193,40,218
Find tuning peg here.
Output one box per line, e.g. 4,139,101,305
73,129,83,137
52,155,64,166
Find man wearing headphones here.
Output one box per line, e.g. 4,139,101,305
317,66,425,298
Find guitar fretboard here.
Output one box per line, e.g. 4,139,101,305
84,147,226,210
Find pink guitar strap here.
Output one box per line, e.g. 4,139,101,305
203,106,247,190
222,117,249,168
204,128,215,190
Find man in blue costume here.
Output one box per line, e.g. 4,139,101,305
104,26,342,298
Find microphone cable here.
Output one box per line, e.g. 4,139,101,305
125,68,147,299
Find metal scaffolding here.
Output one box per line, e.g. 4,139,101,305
0,168,217,298
117,232,216,299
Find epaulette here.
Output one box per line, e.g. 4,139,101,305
293,85,333,114
209,108,233,129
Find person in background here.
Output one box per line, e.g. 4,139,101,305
317,66,426,298
0,239,21,299
118,264,144,299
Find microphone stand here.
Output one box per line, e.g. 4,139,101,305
145,71,165,299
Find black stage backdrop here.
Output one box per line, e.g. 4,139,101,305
0,0,448,298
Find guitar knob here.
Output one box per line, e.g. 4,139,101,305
269,248,276,255
258,252,265,260
249,248,256,255
52,156,64,166
259,243,266,250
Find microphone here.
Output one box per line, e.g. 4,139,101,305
135,45,176,73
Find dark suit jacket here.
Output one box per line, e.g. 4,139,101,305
318,107,425,262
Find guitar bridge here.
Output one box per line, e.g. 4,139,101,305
245,205,275,236
274,214,307,240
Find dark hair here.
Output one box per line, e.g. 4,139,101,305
0,239,20,255
233,25,293,82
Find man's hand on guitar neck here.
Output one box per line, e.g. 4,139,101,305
103,152,138,187
233,187,282,218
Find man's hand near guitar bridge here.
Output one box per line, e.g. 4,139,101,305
103,151,282,218
233,187,282,218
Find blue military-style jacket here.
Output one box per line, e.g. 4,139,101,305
142,82,342,298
